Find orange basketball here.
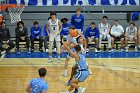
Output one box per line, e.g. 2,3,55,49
70,30,78,37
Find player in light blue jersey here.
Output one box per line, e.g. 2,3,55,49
26,68,48,93
59,38,89,93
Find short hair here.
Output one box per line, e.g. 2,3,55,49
38,68,47,77
74,45,81,52
50,11,57,16
103,16,108,20
48,17,51,20
130,22,135,26
76,36,81,43
17,21,24,26
69,25,75,30
76,8,81,12
115,19,119,22
90,22,95,25
33,21,39,25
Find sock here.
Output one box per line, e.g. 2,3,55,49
66,90,70,93
58,55,60,59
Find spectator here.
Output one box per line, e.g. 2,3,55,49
15,21,30,55
84,22,100,52
30,21,43,52
98,16,111,51
71,8,84,33
0,21,15,55
110,20,125,51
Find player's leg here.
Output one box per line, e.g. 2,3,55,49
6,40,15,52
0,41,6,55
25,36,30,53
134,36,138,51
39,37,43,52
94,37,99,52
62,56,71,77
107,34,111,51
86,61,92,75
44,36,49,52
120,35,125,51
111,36,115,51
16,37,20,54
48,35,54,62
125,36,129,52
99,34,103,49
30,37,35,52
67,65,78,86
138,28,140,50
55,34,61,63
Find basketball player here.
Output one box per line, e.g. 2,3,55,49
46,12,62,63
26,68,48,93
98,16,111,51
59,39,89,93
71,8,84,33
125,22,138,52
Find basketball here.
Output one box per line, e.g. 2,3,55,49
70,30,78,37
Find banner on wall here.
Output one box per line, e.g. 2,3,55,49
9,0,140,6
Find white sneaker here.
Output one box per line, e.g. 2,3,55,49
120,48,124,52
62,70,67,77
48,58,52,63
79,87,86,93
135,47,138,52
46,49,49,52
88,69,92,75
57,58,61,63
125,47,129,52
53,48,56,52
111,48,115,52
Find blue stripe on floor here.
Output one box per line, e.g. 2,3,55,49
4,52,140,58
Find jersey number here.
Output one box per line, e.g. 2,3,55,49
34,85,38,92
53,27,55,30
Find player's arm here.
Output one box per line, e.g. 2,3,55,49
46,22,50,36
42,84,48,93
78,31,87,48
98,24,102,34
58,20,62,33
25,83,31,93
62,39,79,61
107,24,111,34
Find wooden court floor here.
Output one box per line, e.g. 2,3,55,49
0,58,140,93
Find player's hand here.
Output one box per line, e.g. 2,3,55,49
57,31,60,35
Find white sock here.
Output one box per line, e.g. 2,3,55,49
66,90,70,93
64,69,67,73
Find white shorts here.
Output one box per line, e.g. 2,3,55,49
49,34,60,42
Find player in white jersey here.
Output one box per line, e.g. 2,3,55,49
125,22,138,52
46,12,62,63
98,16,111,51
